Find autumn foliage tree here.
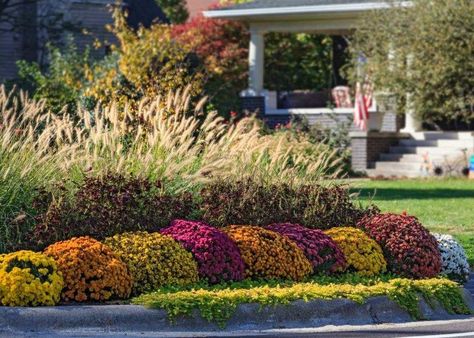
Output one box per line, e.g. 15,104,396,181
172,11,249,115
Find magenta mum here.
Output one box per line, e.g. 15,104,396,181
266,223,346,273
161,219,245,283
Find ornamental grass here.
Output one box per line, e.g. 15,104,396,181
161,220,245,283
324,227,387,276
357,213,441,279
266,223,346,273
0,250,63,306
0,86,341,254
223,225,312,281
104,231,199,294
44,236,132,302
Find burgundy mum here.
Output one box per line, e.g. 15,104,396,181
357,212,441,279
265,223,346,273
161,220,245,283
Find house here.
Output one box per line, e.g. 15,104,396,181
204,0,474,177
187,0,216,18
0,0,167,82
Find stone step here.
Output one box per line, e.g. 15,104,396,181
399,139,474,148
410,131,474,140
379,153,450,162
375,161,424,171
366,168,423,178
389,146,470,156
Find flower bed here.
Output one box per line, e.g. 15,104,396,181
0,210,470,317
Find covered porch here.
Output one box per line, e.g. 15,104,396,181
204,0,418,133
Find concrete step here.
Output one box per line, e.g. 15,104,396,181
366,169,423,178
389,146,470,156
410,131,474,140
379,153,449,162
399,139,474,148
375,161,424,171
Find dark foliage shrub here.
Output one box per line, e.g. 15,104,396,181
28,174,196,250
199,179,377,229
161,220,245,283
265,223,346,273
357,213,442,279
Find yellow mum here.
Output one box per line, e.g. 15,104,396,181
0,250,64,306
104,231,199,294
325,227,387,276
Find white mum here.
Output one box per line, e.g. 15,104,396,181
433,233,470,282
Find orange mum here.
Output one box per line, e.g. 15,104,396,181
44,236,132,302
224,225,312,281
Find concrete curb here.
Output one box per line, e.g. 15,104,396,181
0,289,473,335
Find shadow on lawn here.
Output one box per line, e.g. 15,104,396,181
353,188,474,201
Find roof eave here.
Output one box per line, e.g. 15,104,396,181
203,1,412,20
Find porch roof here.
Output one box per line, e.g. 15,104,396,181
203,0,410,23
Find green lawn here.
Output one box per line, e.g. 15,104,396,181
350,179,474,266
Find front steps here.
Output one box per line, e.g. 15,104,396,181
367,132,474,178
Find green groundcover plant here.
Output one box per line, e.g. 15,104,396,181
133,274,471,327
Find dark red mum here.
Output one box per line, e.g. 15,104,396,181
265,223,346,273
357,212,441,278
161,219,245,283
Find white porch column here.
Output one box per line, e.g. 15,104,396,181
248,28,265,94
401,54,422,132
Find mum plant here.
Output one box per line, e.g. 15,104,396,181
0,250,63,306
265,223,346,273
104,231,199,294
224,225,312,281
44,236,132,302
433,233,470,283
161,220,245,283
324,227,387,276
357,213,441,279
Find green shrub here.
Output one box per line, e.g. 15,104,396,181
199,179,377,229
353,0,474,125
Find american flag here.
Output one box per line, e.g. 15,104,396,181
354,81,373,131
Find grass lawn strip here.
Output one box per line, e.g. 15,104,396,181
133,277,470,327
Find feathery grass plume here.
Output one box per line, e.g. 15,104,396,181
0,86,74,252
65,85,342,189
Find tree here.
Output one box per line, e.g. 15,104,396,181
353,0,474,127
155,0,188,24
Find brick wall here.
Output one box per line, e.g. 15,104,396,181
350,131,409,172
